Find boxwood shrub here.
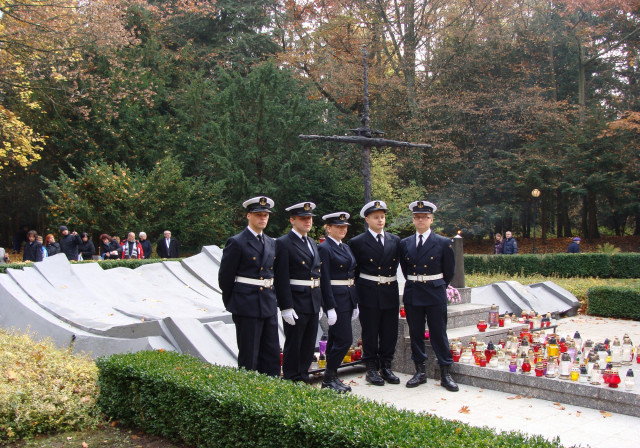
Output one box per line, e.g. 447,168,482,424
587,286,640,320
97,351,560,448
464,253,639,278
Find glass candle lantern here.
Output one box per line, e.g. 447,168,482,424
590,362,602,385
460,348,472,364
608,368,621,388
499,315,505,327
452,348,461,362
625,369,634,390
478,353,487,367
579,364,589,383
518,338,530,357
470,336,477,352
521,357,531,374
399,306,406,318
547,337,560,358
546,356,558,378
485,341,496,363
597,344,608,365
318,353,326,368
489,354,498,368
319,335,328,356
477,320,488,332
353,346,362,361
504,314,512,326
509,357,518,373
488,304,499,328
535,361,544,377
567,340,577,364
573,331,582,354
611,337,623,366
636,345,640,363
497,349,507,370
559,352,572,379
570,365,580,381
582,339,594,360
621,336,633,365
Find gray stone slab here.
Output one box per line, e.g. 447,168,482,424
181,252,222,293
162,317,237,366
201,245,223,265
471,280,580,315
160,261,224,305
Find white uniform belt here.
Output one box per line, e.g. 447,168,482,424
407,273,443,282
290,278,321,288
330,279,355,286
235,276,274,287
359,273,397,283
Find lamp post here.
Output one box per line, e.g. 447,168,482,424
531,189,541,254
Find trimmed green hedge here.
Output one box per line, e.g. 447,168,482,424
0,258,176,274
587,286,640,320
97,351,560,448
464,253,640,278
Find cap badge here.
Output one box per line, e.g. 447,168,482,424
304,203,310,211
374,201,381,208
340,214,346,221
259,197,267,206
418,202,424,208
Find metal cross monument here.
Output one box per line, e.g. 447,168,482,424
299,45,431,204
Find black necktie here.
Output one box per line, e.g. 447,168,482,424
257,234,264,246
418,234,424,250
376,234,383,247
302,236,313,255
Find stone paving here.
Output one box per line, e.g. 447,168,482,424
338,316,640,448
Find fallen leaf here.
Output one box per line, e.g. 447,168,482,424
82,442,89,448
131,435,139,439
507,395,522,400
110,421,118,427
496,416,503,419
5,370,18,381
441,398,447,401
600,411,613,418
553,403,565,410
458,405,470,414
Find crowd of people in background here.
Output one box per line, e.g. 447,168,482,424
4,226,179,263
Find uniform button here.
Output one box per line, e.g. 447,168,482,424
413,265,416,267
424,265,427,267
270,267,273,270
370,258,373,262
340,265,343,268
260,277,263,280
260,287,264,290
378,267,381,270
252,257,256,260
260,267,263,270
430,257,434,260
393,258,396,261
302,261,305,264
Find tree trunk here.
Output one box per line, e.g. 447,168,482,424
556,189,571,237
541,199,547,244
403,0,418,116
635,215,640,236
586,192,599,240
578,41,586,123
581,195,589,238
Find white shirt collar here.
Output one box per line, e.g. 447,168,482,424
328,236,342,246
368,228,385,240
291,228,306,240
416,229,431,244
246,227,261,238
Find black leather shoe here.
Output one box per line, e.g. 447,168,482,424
322,370,348,393
380,361,400,384
406,362,427,388
365,361,385,386
439,365,459,392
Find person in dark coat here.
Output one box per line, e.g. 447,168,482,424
501,231,518,254
349,200,402,386
139,232,153,259
568,237,581,253
44,234,61,256
274,202,322,383
78,232,96,260
218,197,280,377
99,234,120,260
400,200,458,392
318,212,358,392
59,226,82,261
156,230,179,258
22,230,43,262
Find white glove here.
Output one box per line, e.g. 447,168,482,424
281,308,298,326
351,306,360,321
319,307,323,320
327,308,337,326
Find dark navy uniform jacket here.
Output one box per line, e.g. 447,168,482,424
318,238,358,312
400,232,455,306
218,228,277,318
349,231,401,310
274,231,322,314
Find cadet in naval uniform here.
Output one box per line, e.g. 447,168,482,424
318,212,359,392
274,202,323,383
399,200,458,391
218,196,280,377
348,200,402,386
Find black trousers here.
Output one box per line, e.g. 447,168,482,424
359,306,398,364
282,312,319,381
325,310,353,370
404,302,452,366
232,314,281,377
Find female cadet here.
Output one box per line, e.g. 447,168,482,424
318,212,359,392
